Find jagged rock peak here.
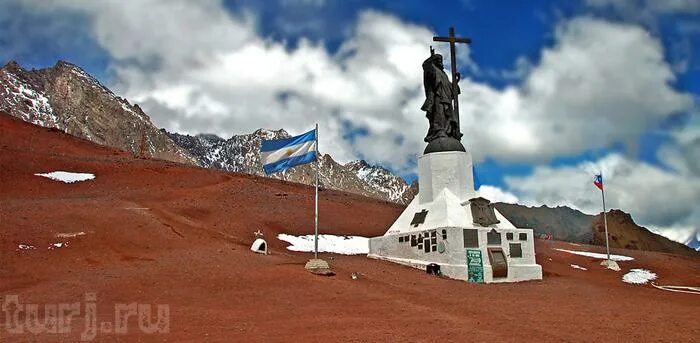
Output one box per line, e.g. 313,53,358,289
54,60,82,70
53,60,105,86
162,130,224,142
345,160,374,171
2,60,23,73
196,133,225,141
346,159,370,168
598,209,634,221
253,128,289,139
346,159,392,173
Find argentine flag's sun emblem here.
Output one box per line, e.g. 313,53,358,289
285,148,295,156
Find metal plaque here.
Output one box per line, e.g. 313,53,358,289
509,243,522,258
469,197,501,227
487,229,501,245
410,209,429,227
463,229,479,248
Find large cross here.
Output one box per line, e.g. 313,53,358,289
433,27,472,132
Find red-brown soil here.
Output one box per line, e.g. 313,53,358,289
1,113,699,342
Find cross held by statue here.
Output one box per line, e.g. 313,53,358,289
432,27,472,130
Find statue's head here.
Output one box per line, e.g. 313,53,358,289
433,54,444,70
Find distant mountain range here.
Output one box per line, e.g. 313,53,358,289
494,203,594,243
165,130,415,203
1,60,696,255
495,204,698,256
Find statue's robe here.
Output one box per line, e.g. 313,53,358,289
421,55,460,142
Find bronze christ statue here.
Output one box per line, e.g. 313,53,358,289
421,27,471,154
421,51,461,143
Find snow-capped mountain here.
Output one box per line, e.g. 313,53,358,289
166,129,287,174
0,61,197,165
167,130,416,204
0,62,61,129
346,160,417,204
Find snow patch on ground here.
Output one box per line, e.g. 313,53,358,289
570,264,588,270
277,234,369,255
48,242,68,250
55,231,86,238
554,248,634,261
35,171,95,183
17,244,36,250
622,269,657,285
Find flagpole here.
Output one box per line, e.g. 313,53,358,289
601,175,611,262
314,123,319,259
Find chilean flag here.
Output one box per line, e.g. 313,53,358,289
593,174,603,191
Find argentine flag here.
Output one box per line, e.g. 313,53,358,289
261,128,317,175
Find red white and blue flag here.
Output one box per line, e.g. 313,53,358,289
593,174,603,191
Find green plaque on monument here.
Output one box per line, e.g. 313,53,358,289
466,249,484,283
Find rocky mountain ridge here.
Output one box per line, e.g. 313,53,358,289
166,130,415,204
0,60,197,165
495,203,698,256
591,210,697,256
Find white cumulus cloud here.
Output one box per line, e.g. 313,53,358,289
460,17,694,161
585,0,700,16
477,185,519,204
11,1,694,173
505,147,700,244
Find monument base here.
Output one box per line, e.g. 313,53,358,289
369,227,542,283
368,150,543,284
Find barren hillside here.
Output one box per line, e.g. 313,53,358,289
1,113,698,342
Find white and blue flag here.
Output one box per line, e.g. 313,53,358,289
261,128,317,175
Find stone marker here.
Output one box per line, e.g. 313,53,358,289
305,258,334,276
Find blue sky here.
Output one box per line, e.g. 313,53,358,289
1,0,699,243
220,0,698,187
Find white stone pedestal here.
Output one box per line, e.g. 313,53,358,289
368,150,543,283
419,151,475,204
